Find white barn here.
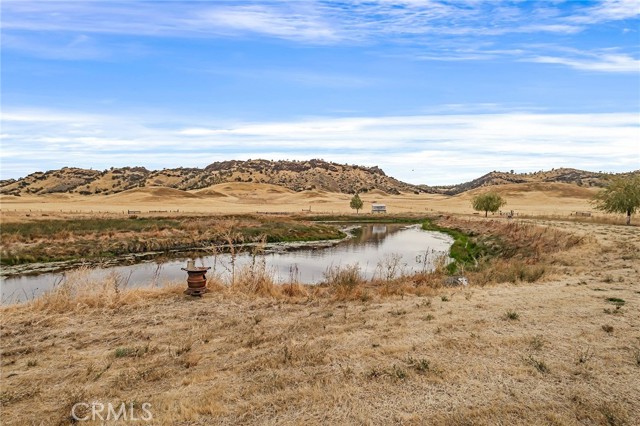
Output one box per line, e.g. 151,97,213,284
371,203,387,214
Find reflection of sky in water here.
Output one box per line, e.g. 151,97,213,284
1,225,452,304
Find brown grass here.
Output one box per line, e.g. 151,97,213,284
1,218,639,425
0,215,344,268
0,180,606,220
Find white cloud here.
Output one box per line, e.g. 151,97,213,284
197,5,338,42
2,108,638,185
530,53,640,73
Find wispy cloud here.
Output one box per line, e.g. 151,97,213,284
569,0,640,24
2,0,638,73
1,1,338,42
196,4,338,42
387,41,640,73
530,53,640,73
2,1,637,43
2,108,638,185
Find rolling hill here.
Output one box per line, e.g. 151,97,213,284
1,161,636,198
422,168,639,195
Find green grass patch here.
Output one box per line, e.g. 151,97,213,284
422,219,487,273
1,217,180,238
606,297,625,306
238,222,344,243
114,346,148,358
306,214,425,224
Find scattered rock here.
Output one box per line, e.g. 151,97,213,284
444,276,469,287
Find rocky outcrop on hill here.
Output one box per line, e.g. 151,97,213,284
0,159,425,196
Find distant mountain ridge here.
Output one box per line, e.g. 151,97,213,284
0,159,424,196
421,168,639,195
1,161,636,197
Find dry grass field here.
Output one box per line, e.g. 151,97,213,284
1,186,639,425
0,181,603,220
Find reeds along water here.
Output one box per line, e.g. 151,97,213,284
18,267,184,313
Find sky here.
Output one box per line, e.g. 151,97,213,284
1,0,639,185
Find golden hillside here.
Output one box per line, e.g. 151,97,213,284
0,160,422,197
426,168,639,195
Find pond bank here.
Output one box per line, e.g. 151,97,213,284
0,215,346,268
1,227,358,278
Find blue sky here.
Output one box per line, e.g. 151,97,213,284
1,0,639,185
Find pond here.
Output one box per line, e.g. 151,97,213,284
0,224,453,304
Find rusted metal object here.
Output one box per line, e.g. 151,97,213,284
181,260,211,296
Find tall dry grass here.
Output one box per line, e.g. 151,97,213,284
323,263,367,300
22,267,184,313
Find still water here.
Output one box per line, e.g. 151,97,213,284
1,224,453,304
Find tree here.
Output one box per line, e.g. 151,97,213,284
592,175,640,225
350,193,363,213
472,192,506,217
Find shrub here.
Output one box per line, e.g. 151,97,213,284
503,310,520,321
602,324,614,334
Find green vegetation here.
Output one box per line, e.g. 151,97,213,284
306,214,424,223
421,217,565,283
0,217,180,238
503,310,520,321
422,219,486,273
391,365,408,380
472,192,507,217
406,357,431,374
349,193,363,213
592,175,640,225
606,297,625,306
114,347,148,358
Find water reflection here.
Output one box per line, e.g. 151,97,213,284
1,224,453,304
